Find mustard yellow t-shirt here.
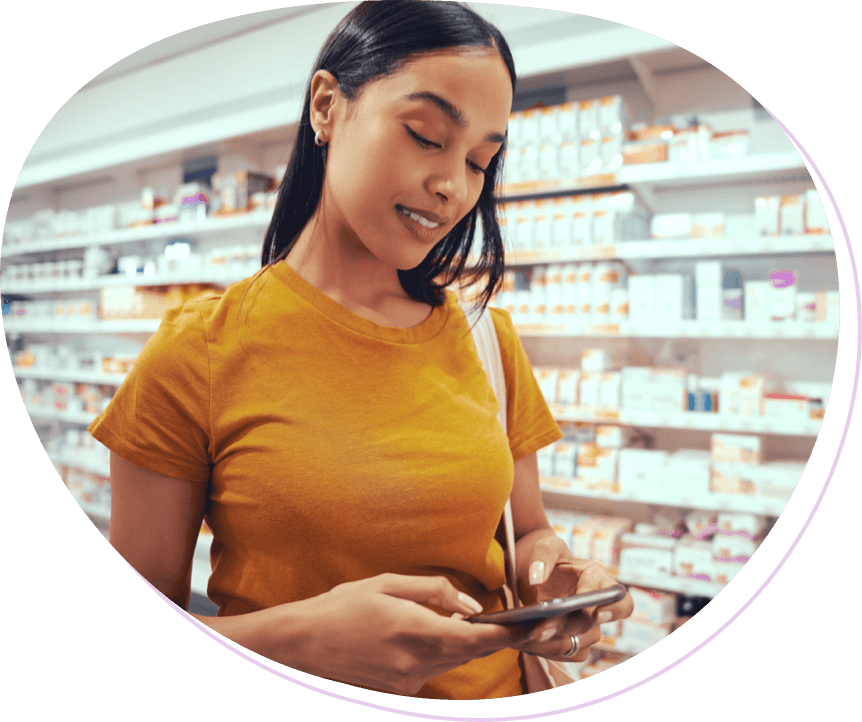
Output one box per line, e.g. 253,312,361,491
89,261,561,699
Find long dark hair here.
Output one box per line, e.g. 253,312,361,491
261,0,516,312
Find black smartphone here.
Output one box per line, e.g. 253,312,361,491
466,584,627,626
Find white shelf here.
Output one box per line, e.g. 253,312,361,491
52,451,110,477
1,271,247,295
616,570,725,597
3,318,162,334
1,211,274,259
506,235,834,266
14,367,127,385
514,320,839,340
499,152,808,201
548,404,822,436
541,478,789,516
26,405,97,426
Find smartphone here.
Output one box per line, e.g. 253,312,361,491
466,584,627,626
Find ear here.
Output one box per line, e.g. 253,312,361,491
309,70,340,144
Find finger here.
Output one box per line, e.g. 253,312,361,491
527,538,562,586
373,573,485,616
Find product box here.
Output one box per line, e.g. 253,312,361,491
668,126,711,163
579,139,602,176
620,366,653,410
618,449,668,495
536,444,556,478
762,393,810,423
556,102,578,141
598,95,626,135
755,196,781,236
534,368,560,403
539,105,559,144
610,289,629,321
598,372,622,409
99,287,173,320
558,141,579,180
805,189,830,234
550,198,574,248
622,140,668,165
618,619,675,654
709,130,749,158
532,200,552,250
716,512,766,539
619,534,677,577
690,213,726,239
769,270,797,321
744,281,772,322
552,441,578,480
578,99,600,140
685,510,718,540
628,275,656,323
582,348,612,372
588,516,632,568
815,290,840,324
556,369,580,406
714,559,745,584
695,261,724,288
711,433,763,464
754,462,805,499
737,374,769,417
651,213,692,240
649,367,689,411
779,194,806,236
796,292,817,322
713,533,760,563
600,135,624,174
665,450,712,499
710,464,757,495
628,587,678,625
537,144,559,180
654,274,694,320
596,424,628,448
673,535,715,580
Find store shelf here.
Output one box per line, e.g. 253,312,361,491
3,318,162,334
547,405,823,437
514,320,839,339
506,235,835,266
51,451,109,477
541,478,790,516
1,271,246,295
25,405,97,426
616,570,725,597
1,211,274,259
14,367,127,385
498,152,808,202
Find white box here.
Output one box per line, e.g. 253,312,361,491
580,139,602,175
711,433,763,464
556,369,580,406
769,270,797,321
690,213,726,239
745,281,772,322
619,534,677,577
618,619,674,653
651,213,692,240
628,586,678,625
552,441,578,480
713,533,760,562
582,348,612,372
755,196,780,236
695,261,724,288
716,512,766,539
621,366,653,410
815,290,840,324
628,275,656,323
610,289,629,321
796,292,817,322
598,372,622,409
665,451,712,498
805,189,830,234
696,285,722,322
578,99,600,140
538,105,559,144
534,367,559,403
655,274,693,320
673,535,715,580
714,560,745,584
779,194,806,236
536,444,556,478
579,372,601,407
618,449,668,494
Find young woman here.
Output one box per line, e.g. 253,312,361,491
90,0,633,699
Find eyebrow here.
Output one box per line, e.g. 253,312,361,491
403,91,507,144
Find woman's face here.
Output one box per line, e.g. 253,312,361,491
316,48,513,273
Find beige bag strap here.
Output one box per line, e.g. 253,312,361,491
463,304,519,607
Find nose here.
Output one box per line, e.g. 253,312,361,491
429,157,469,207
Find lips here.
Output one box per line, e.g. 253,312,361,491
397,204,449,229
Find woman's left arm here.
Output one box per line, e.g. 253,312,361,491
508,452,634,662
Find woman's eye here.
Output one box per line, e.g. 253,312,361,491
405,126,440,149
467,160,488,176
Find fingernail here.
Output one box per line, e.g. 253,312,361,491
529,561,545,585
458,592,484,615
539,626,556,642
597,610,613,624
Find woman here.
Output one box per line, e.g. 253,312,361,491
90,0,633,699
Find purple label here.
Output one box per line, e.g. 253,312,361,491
770,270,796,288
723,297,742,310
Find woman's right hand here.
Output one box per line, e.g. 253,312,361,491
198,573,517,696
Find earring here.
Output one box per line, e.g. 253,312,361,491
314,130,326,147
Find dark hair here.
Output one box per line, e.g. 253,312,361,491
261,0,516,312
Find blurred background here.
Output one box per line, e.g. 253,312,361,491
0,2,838,678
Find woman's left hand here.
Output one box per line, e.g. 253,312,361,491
509,531,634,663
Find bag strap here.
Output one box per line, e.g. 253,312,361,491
462,304,521,609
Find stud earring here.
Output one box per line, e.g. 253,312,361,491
314,130,326,147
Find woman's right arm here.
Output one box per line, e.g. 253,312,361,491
108,452,520,695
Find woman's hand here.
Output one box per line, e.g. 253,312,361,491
510,531,634,663
195,573,516,696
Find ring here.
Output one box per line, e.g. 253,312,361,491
563,634,580,657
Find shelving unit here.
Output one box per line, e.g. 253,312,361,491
3,5,838,642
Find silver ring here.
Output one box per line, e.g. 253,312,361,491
314,130,326,147
563,634,580,658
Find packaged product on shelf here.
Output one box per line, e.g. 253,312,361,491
558,141,579,179
507,110,523,147
628,123,677,142
82,246,111,279
754,461,805,499
581,348,611,372
545,510,579,548
579,139,602,176
649,367,688,412
550,198,574,248
552,441,578,480
599,620,622,646
519,107,540,147
592,289,611,322
655,274,695,320
713,559,745,584
804,189,830,234
627,275,656,323
685,511,718,540
737,374,769,416
589,516,632,568
710,464,756,495
628,587,678,625
572,205,593,247
154,203,180,224
762,392,810,423
600,135,624,174
754,196,781,236
716,512,766,539
618,618,674,653
814,290,840,324
99,286,172,320
537,144,559,180
620,366,652,410
779,194,806,236
595,425,628,448
556,102,578,141
212,170,274,215
102,356,137,375
744,281,772,322
578,373,601,407
598,95,626,136
768,270,797,321
673,535,715,580
668,125,711,163
556,369,581,406
530,267,548,321
512,201,535,252
598,372,622,409
518,146,540,183
502,149,520,187
665,450,712,498
536,444,556,478
534,367,560,403
708,130,749,158
622,139,668,165
578,99,600,140
795,292,817,322
539,105,559,144
610,289,629,322
712,533,760,563
617,448,667,494
618,533,677,577
711,433,763,464
689,213,726,239
532,200,552,250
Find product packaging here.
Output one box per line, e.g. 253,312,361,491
628,275,656,323
689,213,726,239
622,140,668,165
712,533,760,563
651,213,692,240
716,512,766,539
617,449,668,495
711,433,763,464
628,586,678,625
709,130,749,158
673,535,715,580
754,196,781,236
618,533,677,577
556,369,581,406
804,189,830,234
779,194,806,236
685,511,718,540
710,464,757,495
769,270,797,321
